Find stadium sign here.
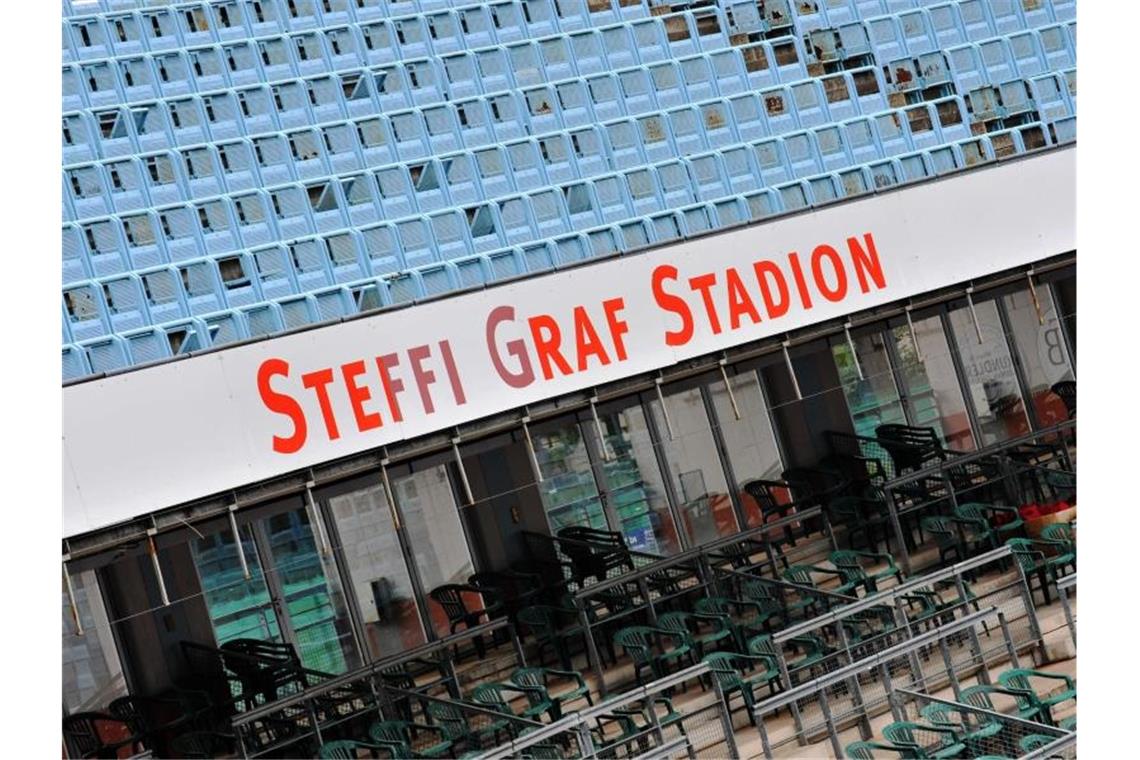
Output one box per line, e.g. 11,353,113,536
64,149,1075,535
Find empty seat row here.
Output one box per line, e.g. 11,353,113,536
62,116,1068,378
63,0,664,63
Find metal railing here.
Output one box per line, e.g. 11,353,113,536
1057,573,1077,647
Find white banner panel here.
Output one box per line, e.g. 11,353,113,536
63,149,1075,536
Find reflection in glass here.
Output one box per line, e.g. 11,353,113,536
260,509,358,673
63,569,127,713
1002,287,1074,427
588,403,681,555
532,420,608,533
949,301,1031,445
647,385,738,546
831,333,907,439
708,371,785,527
192,529,282,647
892,316,976,451
393,463,476,638
328,482,426,659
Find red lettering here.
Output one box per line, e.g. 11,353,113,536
528,314,573,380
438,340,467,405
301,368,340,442
724,267,761,330
258,358,308,454
753,260,790,319
573,306,610,371
787,252,814,310
848,232,887,293
376,353,404,423
811,244,848,302
407,345,437,414
341,360,381,433
602,297,630,361
485,305,535,389
688,273,723,335
652,265,693,346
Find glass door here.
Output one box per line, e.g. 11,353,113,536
191,500,361,674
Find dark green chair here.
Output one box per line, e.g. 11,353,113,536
827,492,893,553
1060,716,1076,731
694,596,774,651
782,564,849,615
844,739,915,758
829,549,904,593
959,685,1047,725
703,652,780,725
921,515,988,565
1019,734,1063,753
881,721,967,758
656,611,733,658
470,682,554,723
369,720,453,759
742,634,786,691
1040,523,1076,573
997,669,1075,727
920,701,1002,755
425,701,475,749
510,667,593,720
1006,538,1074,604
954,502,1025,548
740,579,786,626
318,739,396,759
613,626,695,685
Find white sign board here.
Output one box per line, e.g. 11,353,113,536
63,150,1076,536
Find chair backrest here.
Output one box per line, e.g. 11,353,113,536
875,424,945,472
319,740,372,759
62,713,134,758
746,634,777,659
427,701,469,741
702,652,742,688
1050,380,1076,417
470,683,513,714
695,597,730,616
782,565,819,588
369,720,412,752
169,731,234,759
613,626,656,664
828,550,869,582
742,479,790,515
1041,523,1074,545
510,668,551,708
429,584,471,621
655,612,692,638
516,605,556,638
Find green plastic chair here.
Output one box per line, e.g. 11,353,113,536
657,611,733,658
844,739,913,758
318,739,396,759
612,626,694,685
470,682,553,723
703,651,781,725
425,701,473,746
1019,734,1063,752
1040,523,1076,572
782,564,849,614
1060,716,1076,731
997,669,1075,726
740,580,786,624
694,596,774,651
920,701,1002,755
881,721,966,758
369,720,453,759
954,502,1025,547
1006,539,1074,604
842,605,897,645
510,667,593,720
921,514,988,565
959,684,1046,725
829,549,904,593
516,604,587,672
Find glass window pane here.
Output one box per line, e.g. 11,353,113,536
1002,287,1074,428
63,570,128,713
327,482,427,659
392,463,476,639
949,301,1031,445
587,402,682,555
647,384,738,546
831,332,907,439
1053,275,1076,356
707,371,784,527
532,420,608,533
192,529,283,647
892,316,976,451
260,509,359,674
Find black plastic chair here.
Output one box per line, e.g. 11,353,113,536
1051,380,1076,418
63,712,146,759
429,583,502,658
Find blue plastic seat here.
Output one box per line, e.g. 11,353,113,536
82,334,132,374
927,3,967,48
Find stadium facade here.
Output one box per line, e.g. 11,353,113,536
61,0,1076,756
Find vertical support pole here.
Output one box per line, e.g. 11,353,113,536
590,396,610,461
776,651,805,743
757,714,774,759
880,663,904,723
306,697,324,747
997,611,1021,670
229,503,251,581
521,416,543,484
304,477,331,558
147,528,170,607
63,557,83,636
906,305,923,361
1014,561,1047,660
1027,270,1044,326
1058,585,1076,647
782,340,802,400
836,621,872,739
379,458,400,530
655,377,674,440
966,287,983,344
894,598,926,692
844,322,864,380
939,638,962,700
713,678,741,760
452,436,474,504
580,604,607,699
817,687,844,760
509,620,528,669
575,723,597,759
966,621,991,685
883,487,913,575
638,577,658,625
719,360,741,420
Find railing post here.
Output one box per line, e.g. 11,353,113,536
938,638,962,700
775,650,805,745
712,678,741,760
836,620,872,740
879,663,905,723
1013,561,1047,661
509,620,528,668
817,686,844,760
1058,583,1077,647
892,597,926,692
638,576,658,625
578,603,608,699
997,611,1021,671
575,722,597,759
756,710,774,759
883,485,913,575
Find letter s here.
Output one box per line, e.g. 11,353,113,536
257,358,308,454
651,265,693,347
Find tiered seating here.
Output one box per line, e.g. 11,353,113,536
61,0,1078,379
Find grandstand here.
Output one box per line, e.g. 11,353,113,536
60,0,1076,758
